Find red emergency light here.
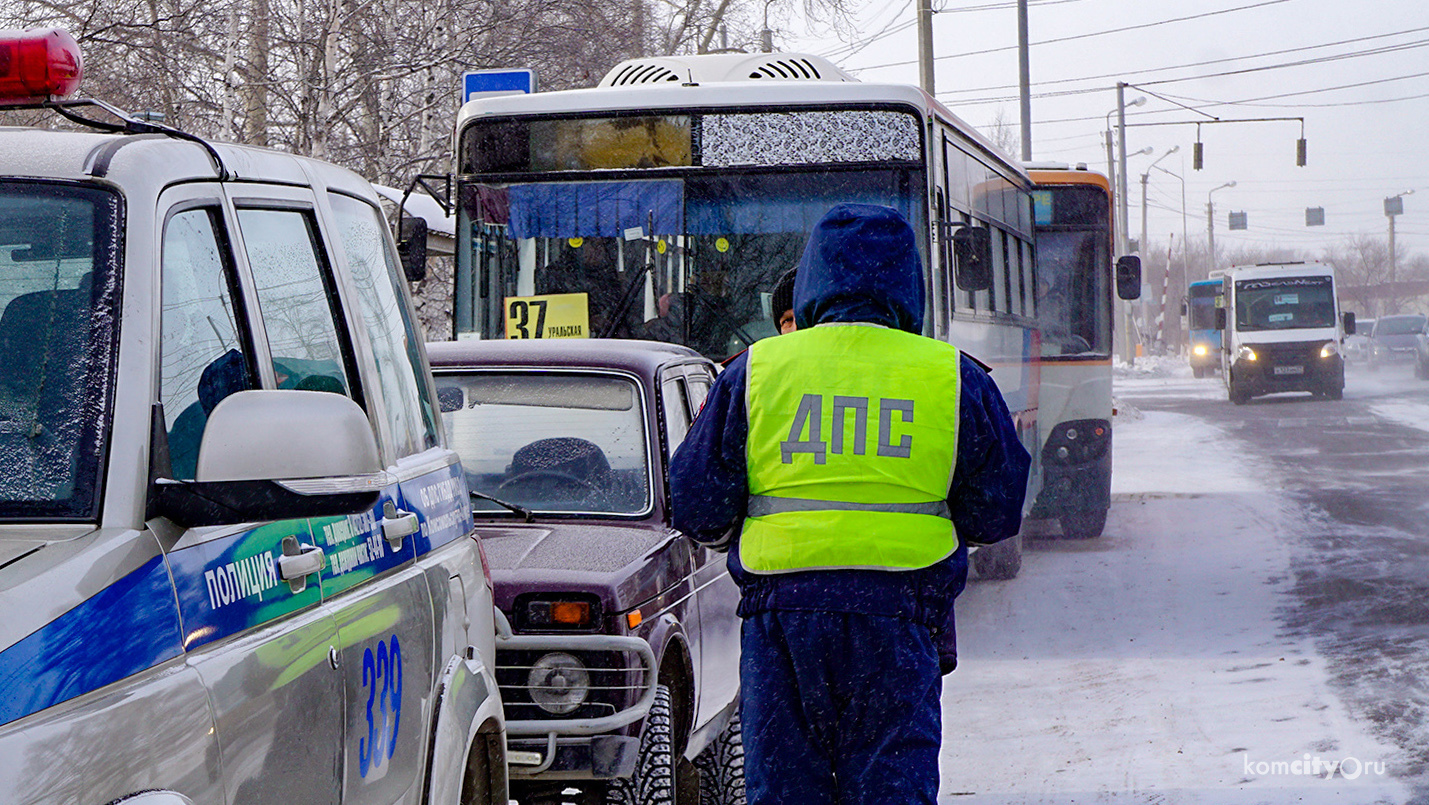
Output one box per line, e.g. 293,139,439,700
0,28,83,103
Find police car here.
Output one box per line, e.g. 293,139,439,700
0,29,506,804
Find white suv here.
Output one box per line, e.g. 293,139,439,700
0,28,506,804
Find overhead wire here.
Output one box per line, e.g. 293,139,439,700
935,26,1429,96
852,0,1294,71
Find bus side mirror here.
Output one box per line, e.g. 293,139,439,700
1115,256,1142,300
397,216,428,282
952,226,992,291
1343,311,1356,335
1215,307,1227,331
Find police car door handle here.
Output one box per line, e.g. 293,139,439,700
278,535,325,594
381,501,420,550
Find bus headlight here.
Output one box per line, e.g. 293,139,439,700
1192,344,1208,357
1237,346,1258,362
1320,341,1339,359
528,652,590,715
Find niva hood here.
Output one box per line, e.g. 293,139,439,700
793,203,925,334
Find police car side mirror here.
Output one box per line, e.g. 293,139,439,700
151,390,384,528
952,226,992,292
1342,311,1356,336
398,216,428,282
1215,307,1227,331
1115,255,1142,300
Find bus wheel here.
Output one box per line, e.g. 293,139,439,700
1229,380,1250,405
972,535,1022,580
1059,508,1108,539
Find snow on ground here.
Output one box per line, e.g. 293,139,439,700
937,386,1408,804
1367,397,1429,437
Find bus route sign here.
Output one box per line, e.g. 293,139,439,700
504,292,589,339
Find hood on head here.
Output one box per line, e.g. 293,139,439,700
792,203,924,334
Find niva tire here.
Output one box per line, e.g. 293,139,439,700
693,708,746,805
972,534,1022,580
608,685,676,805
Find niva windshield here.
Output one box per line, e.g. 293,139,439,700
1234,276,1335,332
0,182,121,520
436,372,651,516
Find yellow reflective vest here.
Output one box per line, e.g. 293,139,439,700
741,324,961,574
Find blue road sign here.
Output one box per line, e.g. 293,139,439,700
461,70,536,104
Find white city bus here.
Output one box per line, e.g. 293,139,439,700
443,52,1041,578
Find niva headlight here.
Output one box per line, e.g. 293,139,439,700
527,652,590,715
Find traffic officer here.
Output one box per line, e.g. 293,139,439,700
670,203,1031,804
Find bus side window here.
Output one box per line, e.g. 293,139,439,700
1021,238,1036,316
991,228,1008,314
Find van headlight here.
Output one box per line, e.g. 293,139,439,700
1237,346,1258,362
528,652,590,714
1320,341,1339,359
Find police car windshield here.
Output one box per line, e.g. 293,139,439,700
0,182,120,520
436,371,652,517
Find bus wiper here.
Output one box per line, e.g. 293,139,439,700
470,490,535,522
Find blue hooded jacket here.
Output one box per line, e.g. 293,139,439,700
669,204,1030,664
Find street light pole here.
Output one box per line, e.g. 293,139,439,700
1141,146,1180,262
1207,181,1236,272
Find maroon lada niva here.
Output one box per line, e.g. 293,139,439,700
427,339,743,805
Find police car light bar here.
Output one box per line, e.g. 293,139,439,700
0,28,83,103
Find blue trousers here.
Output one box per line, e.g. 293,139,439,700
740,610,942,805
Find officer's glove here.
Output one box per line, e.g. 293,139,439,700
690,525,736,554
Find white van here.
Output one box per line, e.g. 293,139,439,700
1216,262,1355,404
0,29,506,804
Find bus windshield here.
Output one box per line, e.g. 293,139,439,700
1187,284,1219,331
1234,276,1335,331
1032,185,1111,356
455,107,926,361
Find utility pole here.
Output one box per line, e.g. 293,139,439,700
917,0,935,95
1017,0,1031,161
1116,83,1130,258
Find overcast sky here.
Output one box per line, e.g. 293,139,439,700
779,0,1429,259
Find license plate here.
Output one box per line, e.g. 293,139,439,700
1273,365,1305,375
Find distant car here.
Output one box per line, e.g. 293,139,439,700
1369,314,1426,371
1344,317,1374,365
427,339,744,805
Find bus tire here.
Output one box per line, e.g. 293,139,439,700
972,535,1021,580
1229,380,1250,405
1059,508,1107,539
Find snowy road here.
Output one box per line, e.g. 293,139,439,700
938,360,1429,805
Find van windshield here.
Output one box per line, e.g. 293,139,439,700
1234,276,1335,332
0,182,121,520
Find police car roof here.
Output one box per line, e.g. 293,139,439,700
0,126,376,199
426,338,705,376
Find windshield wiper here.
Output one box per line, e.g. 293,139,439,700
470,490,535,522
